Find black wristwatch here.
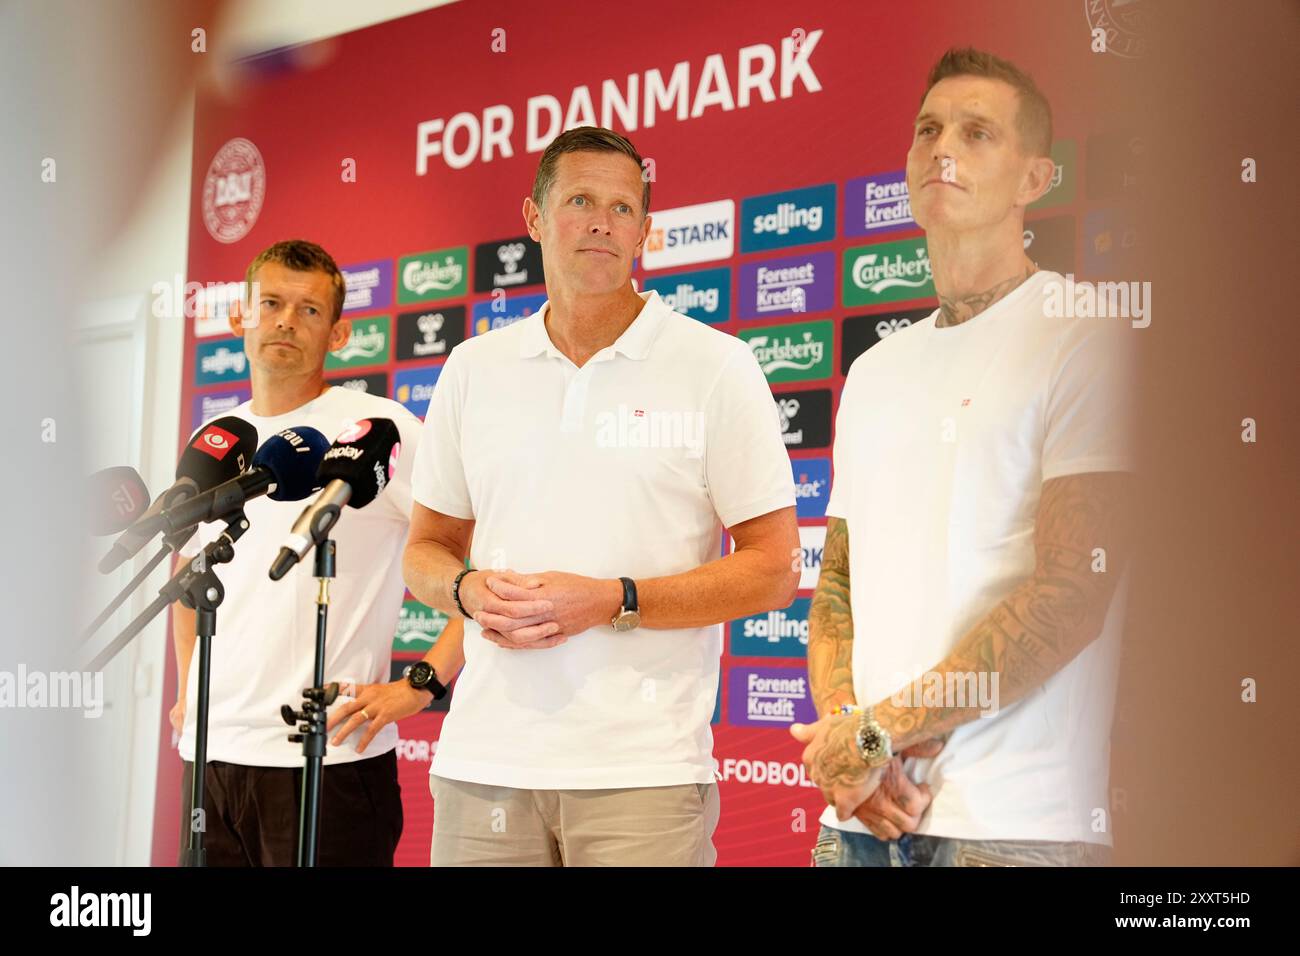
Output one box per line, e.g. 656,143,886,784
405,660,448,700
610,576,640,632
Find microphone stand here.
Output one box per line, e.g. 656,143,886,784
89,510,250,867
281,538,337,867
80,526,196,644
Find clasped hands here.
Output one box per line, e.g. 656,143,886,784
460,569,622,650
790,714,945,840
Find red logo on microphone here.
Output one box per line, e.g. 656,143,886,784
335,419,372,444
389,442,400,481
193,424,240,460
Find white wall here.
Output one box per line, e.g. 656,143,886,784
82,0,460,866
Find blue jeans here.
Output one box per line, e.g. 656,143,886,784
810,825,1112,867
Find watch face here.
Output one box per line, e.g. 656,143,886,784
612,610,641,632
408,661,432,686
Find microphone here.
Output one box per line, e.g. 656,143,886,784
145,426,331,538
98,417,258,572
85,466,150,536
269,418,401,581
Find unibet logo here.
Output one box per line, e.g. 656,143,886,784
842,238,935,306
739,320,833,384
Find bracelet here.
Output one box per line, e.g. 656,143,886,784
452,568,475,619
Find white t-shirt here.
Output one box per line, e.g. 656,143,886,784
821,270,1135,844
177,385,423,767
412,289,795,789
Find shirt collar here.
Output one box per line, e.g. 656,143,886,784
518,290,667,361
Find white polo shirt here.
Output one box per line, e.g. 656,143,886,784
177,385,424,767
820,270,1136,844
412,289,795,789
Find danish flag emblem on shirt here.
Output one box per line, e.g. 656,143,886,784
633,409,645,417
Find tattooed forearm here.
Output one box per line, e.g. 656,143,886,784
936,261,1038,328
875,473,1132,748
808,517,856,717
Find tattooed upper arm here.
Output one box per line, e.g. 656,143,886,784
1029,471,1134,654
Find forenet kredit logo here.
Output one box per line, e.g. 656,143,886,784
201,138,266,244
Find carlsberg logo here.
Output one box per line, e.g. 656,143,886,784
749,332,824,374
852,248,932,293
403,259,463,295
335,327,386,361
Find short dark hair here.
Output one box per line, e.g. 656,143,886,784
920,48,1053,157
531,126,650,217
244,239,346,323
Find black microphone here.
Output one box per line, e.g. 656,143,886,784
269,418,402,581
147,426,331,538
85,466,151,536
98,417,258,572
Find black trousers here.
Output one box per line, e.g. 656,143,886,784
177,750,403,866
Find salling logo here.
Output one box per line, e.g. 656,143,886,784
748,331,825,374
753,201,824,237
851,247,932,293
661,282,719,316
403,258,463,295
199,347,246,376
741,609,809,644
201,137,265,244
333,325,386,362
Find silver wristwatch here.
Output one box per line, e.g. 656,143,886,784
855,708,893,768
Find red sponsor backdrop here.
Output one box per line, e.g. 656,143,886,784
156,0,1119,866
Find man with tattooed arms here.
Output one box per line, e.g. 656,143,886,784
793,48,1134,866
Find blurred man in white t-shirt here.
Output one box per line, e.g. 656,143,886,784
404,127,799,866
796,48,1135,867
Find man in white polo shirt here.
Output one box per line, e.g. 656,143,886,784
796,48,1135,866
404,127,799,866
171,239,461,866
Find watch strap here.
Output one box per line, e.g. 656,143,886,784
619,576,638,613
